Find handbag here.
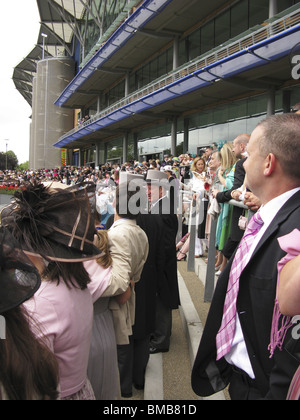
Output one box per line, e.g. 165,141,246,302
238,209,249,231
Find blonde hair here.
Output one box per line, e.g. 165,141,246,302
220,143,237,172
190,157,207,174
94,230,112,269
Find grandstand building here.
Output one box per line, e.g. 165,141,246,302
13,0,300,169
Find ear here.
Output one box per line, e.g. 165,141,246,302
263,153,276,176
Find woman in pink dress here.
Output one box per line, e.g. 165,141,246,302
269,229,300,400
1,182,103,400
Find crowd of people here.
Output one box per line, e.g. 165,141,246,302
0,112,299,401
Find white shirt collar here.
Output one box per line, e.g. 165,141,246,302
259,187,300,229
151,194,167,209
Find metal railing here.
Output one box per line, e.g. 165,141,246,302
177,188,256,302
59,7,300,142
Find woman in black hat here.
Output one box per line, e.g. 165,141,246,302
0,226,59,400
1,182,103,400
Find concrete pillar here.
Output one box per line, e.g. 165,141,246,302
98,143,105,166
171,117,177,156
269,0,278,18
173,37,180,70
29,76,37,169
95,143,100,168
97,94,102,113
123,133,129,163
104,143,108,163
125,73,130,97
78,150,82,167
32,57,75,169
282,90,291,114
183,118,189,153
267,87,276,116
133,133,138,160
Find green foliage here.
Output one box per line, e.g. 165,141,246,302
17,161,29,171
0,151,19,170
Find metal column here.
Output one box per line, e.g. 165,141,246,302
267,87,276,116
171,117,177,156
184,118,189,153
173,37,179,70
269,0,278,18
123,132,129,163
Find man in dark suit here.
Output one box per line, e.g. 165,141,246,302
212,134,250,264
105,173,166,392
146,170,180,354
134,212,165,386
192,114,300,400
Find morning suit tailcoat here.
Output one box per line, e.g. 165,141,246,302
192,190,300,400
150,195,180,309
134,214,165,339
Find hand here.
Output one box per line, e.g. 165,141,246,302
211,188,220,198
231,190,242,201
244,192,261,212
218,169,225,179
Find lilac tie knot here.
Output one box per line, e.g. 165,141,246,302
247,212,264,232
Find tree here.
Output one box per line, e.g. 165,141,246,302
0,151,19,171
17,161,29,171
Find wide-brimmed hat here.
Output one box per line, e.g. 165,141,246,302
0,226,41,314
163,165,175,173
1,182,103,263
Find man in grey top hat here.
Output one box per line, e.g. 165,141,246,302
146,170,180,354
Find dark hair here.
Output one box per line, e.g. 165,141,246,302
257,114,300,182
0,306,59,400
42,261,91,290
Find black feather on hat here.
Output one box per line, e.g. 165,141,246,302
1,182,103,263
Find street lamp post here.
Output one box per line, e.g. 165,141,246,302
4,139,9,171
41,33,48,60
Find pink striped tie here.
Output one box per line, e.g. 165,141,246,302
216,212,264,361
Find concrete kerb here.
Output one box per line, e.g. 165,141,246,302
178,269,226,401
144,263,226,401
144,353,164,400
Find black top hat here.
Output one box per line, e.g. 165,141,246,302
1,182,103,263
0,226,41,314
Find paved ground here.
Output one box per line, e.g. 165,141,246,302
123,257,230,402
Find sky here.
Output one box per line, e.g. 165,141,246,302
0,0,40,164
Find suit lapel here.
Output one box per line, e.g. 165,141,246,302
249,190,300,262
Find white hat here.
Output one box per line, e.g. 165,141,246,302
163,165,174,173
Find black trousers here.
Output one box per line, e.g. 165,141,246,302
150,294,172,351
117,335,150,396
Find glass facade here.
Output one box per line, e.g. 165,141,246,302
81,0,129,61
135,85,300,159
77,0,299,164
86,0,297,113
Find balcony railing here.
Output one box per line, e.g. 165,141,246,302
59,7,300,142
